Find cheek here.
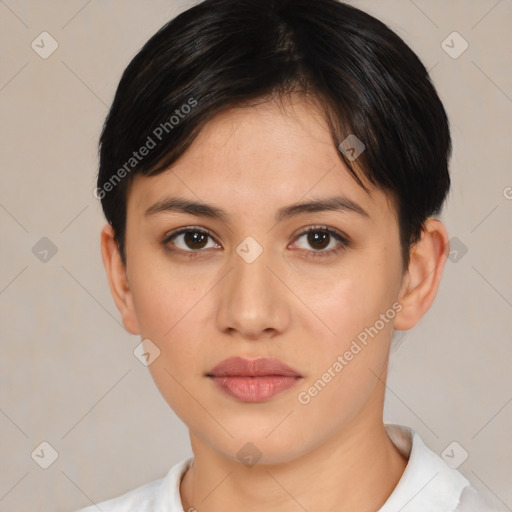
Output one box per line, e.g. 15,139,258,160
301,261,396,334
293,275,398,418
127,257,214,388
298,251,401,372
127,250,205,338
129,265,211,420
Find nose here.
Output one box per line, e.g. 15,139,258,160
215,242,291,340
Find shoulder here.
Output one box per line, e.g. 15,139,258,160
72,457,193,512
73,478,162,512
380,424,503,512
456,484,509,512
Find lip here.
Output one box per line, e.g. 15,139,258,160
207,356,302,378
206,357,303,403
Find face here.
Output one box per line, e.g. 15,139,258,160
120,96,407,464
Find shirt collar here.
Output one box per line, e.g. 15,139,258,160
155,424,470,512
155,456,192,512
378,423,470,511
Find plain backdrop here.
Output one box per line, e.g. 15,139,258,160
0,1,511,510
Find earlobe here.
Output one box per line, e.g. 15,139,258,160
394,219,449,330
100,224,140,335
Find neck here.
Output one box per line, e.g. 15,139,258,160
180,382,408,512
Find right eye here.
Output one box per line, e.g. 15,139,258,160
163,227,222,254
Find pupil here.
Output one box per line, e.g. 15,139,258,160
308,231,329,250
186,231,207,249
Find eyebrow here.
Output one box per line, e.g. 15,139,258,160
144,195,370,222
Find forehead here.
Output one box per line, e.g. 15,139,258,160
127,97,395,223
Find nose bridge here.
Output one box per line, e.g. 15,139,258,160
231,237,275,310
216,236,288,336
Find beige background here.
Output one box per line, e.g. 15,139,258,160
0,1,511,510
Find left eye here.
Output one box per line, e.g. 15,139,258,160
292,227,348,253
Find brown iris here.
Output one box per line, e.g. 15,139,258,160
307,230,330,251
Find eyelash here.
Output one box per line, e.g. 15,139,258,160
162,225,350,260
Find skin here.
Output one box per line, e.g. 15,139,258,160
101,94,449,512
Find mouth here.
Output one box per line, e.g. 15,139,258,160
206,357,303,403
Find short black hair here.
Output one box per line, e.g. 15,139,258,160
97,0,451,268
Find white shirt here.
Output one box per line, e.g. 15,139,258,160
75,424,503,511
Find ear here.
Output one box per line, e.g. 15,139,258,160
394,219,449,330
100,224,140,335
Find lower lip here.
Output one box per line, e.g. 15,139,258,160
209,375,301,402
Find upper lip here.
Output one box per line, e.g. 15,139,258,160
207,357,302,377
